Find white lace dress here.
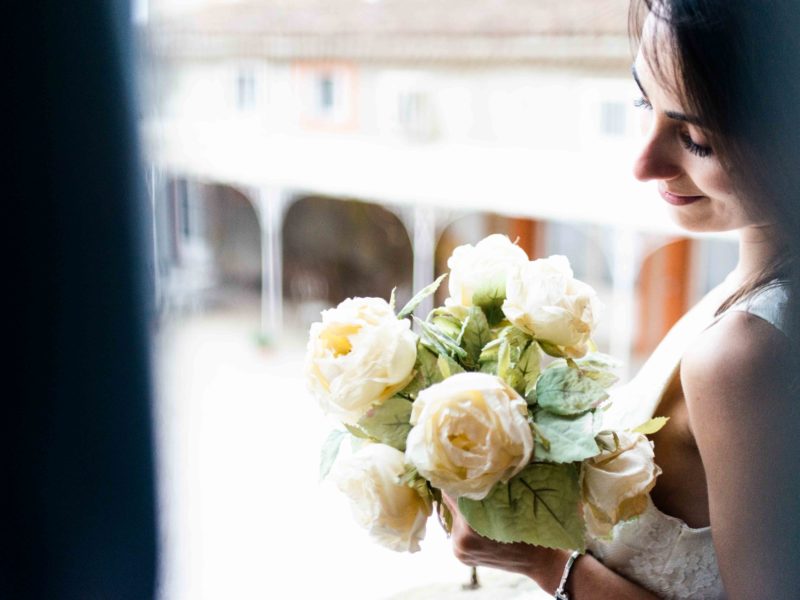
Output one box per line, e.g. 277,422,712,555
586,278,790,600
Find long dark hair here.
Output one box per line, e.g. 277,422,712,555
628,3,800,594
629,0,800,329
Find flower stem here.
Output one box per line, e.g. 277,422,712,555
462,567,480,590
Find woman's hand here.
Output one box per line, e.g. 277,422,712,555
442,494,661,599
442,494,568,594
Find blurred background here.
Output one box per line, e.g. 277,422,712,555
134,1,738,598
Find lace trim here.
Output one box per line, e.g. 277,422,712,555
587,499,723,599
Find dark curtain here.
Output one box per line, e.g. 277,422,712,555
6,1,158,598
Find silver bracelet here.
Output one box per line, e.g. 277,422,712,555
553,550,582,600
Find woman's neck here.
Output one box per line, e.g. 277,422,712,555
732,223,785,286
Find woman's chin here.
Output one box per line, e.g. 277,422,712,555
665,203,734,234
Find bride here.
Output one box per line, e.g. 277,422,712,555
443,1,800,598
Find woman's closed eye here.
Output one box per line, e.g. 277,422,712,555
679,131,713,158
634,95,714,158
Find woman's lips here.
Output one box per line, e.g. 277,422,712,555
659,186,705,206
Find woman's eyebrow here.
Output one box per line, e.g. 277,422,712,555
631,63,705,126
664,110,704,126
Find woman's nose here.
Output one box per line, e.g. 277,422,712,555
632,125,683,182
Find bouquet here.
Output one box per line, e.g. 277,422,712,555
306,234,666,553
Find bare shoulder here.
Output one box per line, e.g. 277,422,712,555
680,309,791,427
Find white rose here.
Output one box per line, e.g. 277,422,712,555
446,234,529,307
502,255,601,357
405,372,534,500
306,297,417,425
332,443,431,553
582,431,662,537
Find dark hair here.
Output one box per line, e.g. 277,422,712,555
628,0,800,327
628,5,800,594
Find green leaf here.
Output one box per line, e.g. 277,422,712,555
479,338,502,363
524,387,537,405
344,423,375,441
500,326,531,351
358,396,413,452
319,429,347,481
536,367,608,416
530,422,551,452
401,344,443,398
538,340,568,358
398,464,419,486
533,410,600,463
515,341,542,398
461,307,492,368
595,431,621,452
472,282,506,326
437,354,465,379
574,352,622,372
549,353,620,389
438,500,454,535
431,313,463,340
479,360,498,375
389,287,397,312
497,338,512,381
458,463,585,551
428,487,454,535
415,317,468,360
397,273,448,319
632,416,670,435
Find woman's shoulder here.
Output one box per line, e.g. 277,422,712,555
680,305,791,422
683,278,792,384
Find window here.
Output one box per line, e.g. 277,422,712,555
294,62,358,130
317,73,335,113
600,101,626,136
396,91,437,141
235,68,256,111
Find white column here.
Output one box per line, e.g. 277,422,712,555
410,205,437,322
609,227,639,381
255,187,287,344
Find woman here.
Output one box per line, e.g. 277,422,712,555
444,1,800,598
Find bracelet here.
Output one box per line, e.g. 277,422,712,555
553,550,582,600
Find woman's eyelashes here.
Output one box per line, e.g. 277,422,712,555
633,95,713,158
679,131,713,158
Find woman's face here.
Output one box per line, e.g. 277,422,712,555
632,20,758,233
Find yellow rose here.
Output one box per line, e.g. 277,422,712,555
405,372,534,500
503,255,601,357
306,297,417,425
332,443,431,553
582,431,662,537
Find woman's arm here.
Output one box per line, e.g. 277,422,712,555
681,310,800,599
443,495,660,599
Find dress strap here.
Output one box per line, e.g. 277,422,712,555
602,279,737,430
710,280,790,337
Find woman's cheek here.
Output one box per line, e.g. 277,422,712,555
638,109,653,136
704,161,736,197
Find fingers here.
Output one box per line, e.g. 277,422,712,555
439,493,475,564
438,493,487,567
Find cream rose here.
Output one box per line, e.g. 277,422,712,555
446,234,529,307
582,431,662,537
332,443,431,553
306,297,417,425
405,372,534,500
502,255,601,357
